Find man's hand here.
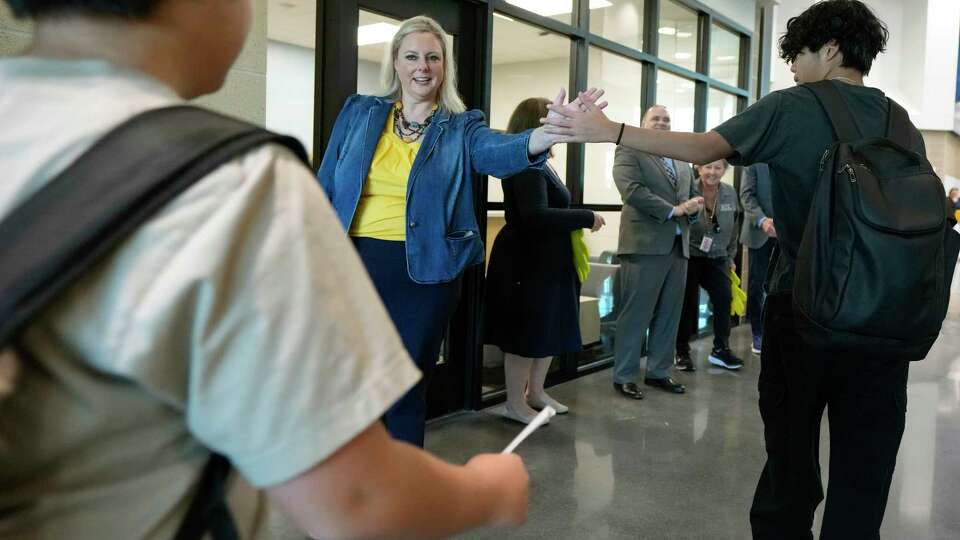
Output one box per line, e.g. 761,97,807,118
761,218,777,238
674,196,705,217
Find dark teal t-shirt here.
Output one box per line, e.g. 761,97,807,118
713,82,926,294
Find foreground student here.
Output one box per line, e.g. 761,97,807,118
543,1,926,538
0,0,529,538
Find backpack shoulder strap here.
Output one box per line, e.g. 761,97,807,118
174,453,238,540
885,98,914,149
805,80,862,142
0,105,307,346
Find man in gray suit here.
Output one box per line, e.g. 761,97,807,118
612,105,704,399
739,163,777,355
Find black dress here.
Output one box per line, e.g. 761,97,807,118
483,165,595,357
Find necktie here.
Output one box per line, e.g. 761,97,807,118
660,157,678,188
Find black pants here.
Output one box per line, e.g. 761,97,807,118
676,256,731,355
750,294,909,540
747,239,776,338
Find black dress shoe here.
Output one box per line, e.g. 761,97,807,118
644,377,686,394
613,382,644,400
675,352,696,372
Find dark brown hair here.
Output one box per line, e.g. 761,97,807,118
506,97,550,134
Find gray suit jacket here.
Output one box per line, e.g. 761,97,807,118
614,146,696,258
739,163,775,249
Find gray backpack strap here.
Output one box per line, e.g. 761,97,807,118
0,105,307,345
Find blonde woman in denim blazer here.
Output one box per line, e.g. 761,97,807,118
317,15,590,446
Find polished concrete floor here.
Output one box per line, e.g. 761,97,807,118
427,295,960,540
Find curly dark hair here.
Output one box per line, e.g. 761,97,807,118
3,0,160,19
778,0,889,75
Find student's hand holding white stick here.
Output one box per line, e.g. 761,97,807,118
501,406,557,454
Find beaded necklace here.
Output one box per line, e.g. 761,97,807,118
394,103,438,143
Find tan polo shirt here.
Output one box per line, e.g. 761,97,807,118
0,57,420,539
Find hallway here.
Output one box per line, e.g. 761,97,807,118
427,295,960,540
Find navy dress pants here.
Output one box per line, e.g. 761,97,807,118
353,237,461,447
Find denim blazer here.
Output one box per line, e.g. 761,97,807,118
318,94,548,284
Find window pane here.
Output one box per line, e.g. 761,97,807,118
503,0,574,25
710,24,741,88
266,0,316,159
583,48,645,205
357,10,400,95
706,88,738,131
574,211,623,368
589,0,644,52
655,70,696,133
488,14,571,203
707,89,738,185
658,0,698,72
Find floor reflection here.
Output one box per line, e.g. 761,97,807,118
428,295,960,540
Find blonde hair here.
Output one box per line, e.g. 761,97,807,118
379,15,467,114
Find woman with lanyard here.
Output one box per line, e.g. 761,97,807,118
674,159,745,372
318,15,601,446
483,98,605,424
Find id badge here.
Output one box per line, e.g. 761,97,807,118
699,236,714,251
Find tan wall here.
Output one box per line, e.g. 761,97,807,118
921,130,960,181
0,2,267,125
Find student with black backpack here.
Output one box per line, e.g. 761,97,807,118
0,0,533,538
542,1,959,538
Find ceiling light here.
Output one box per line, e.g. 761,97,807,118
675,52,692,60
677,31,693,38
493,13,515,22
505,0,612,17
716,55,737,62
659,26,677,35
357,22,399,47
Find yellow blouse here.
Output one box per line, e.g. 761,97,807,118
349,105,421,241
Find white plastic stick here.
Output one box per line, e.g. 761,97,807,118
501,406,556,454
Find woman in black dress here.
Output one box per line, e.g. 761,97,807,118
484,98,605,424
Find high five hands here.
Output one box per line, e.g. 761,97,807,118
529,88,610,154
540,89,618,144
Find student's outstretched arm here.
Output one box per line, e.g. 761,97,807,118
268,422,528,540
541,97,733,166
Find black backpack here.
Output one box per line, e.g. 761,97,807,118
0,105,309,539
793,80,960,361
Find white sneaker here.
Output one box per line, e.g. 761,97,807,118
528,394,569,414
502,403,545,425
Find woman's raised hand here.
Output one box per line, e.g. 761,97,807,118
528,88,611,155
541,90,619,144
